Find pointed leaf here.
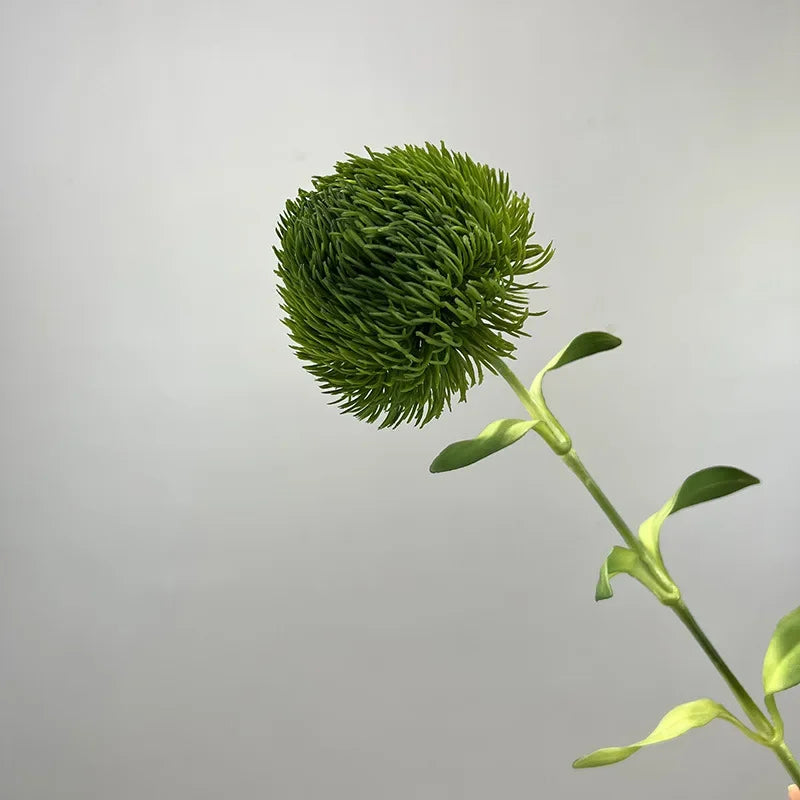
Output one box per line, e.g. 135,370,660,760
530,331,621,395
763,605,800,700
639,466,760,568
670,466,761,514
429,419,536,473
541,331,622,373
573,699,737,768
595,546,662,601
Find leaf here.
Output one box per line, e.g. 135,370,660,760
639,466,760,569
541,331,623,373
763,605,800,700
429,419,536,473
669,466,761,514
595,546,663,601
529,331,621,396
573,699,738,768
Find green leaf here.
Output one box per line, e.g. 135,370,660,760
541,331,623,373
573,699,738,768
595,546,663,601
530,331,621,396
762,606,800,738
429,419,536,473
638,466,760,569
669,466,761,514
763,605,800,700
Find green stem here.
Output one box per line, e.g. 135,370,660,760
488,357,572,454
670,601,773,739
493,359,800,784
561,449,674,595
766,694,785,739
565,447,800,782
562,447,771,732
774,741,800,785
489,358,542,420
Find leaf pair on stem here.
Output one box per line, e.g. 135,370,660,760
429,331,620,473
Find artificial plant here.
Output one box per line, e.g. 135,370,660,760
274,142,800,789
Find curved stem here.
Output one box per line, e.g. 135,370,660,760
493,358,800,784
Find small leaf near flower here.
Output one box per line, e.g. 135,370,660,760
521,331,621,454
529,331,622,397
429,419,537,473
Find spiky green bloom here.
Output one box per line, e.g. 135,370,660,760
274,142,553,428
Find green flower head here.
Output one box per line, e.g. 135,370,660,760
274,142,553,428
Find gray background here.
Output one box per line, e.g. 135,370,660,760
1,0,799,797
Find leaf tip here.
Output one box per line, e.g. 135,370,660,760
580,330,622,349
428,457,447,474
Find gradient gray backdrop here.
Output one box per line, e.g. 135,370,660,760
2,0,799,798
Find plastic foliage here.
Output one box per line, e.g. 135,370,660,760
274,142,800,789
